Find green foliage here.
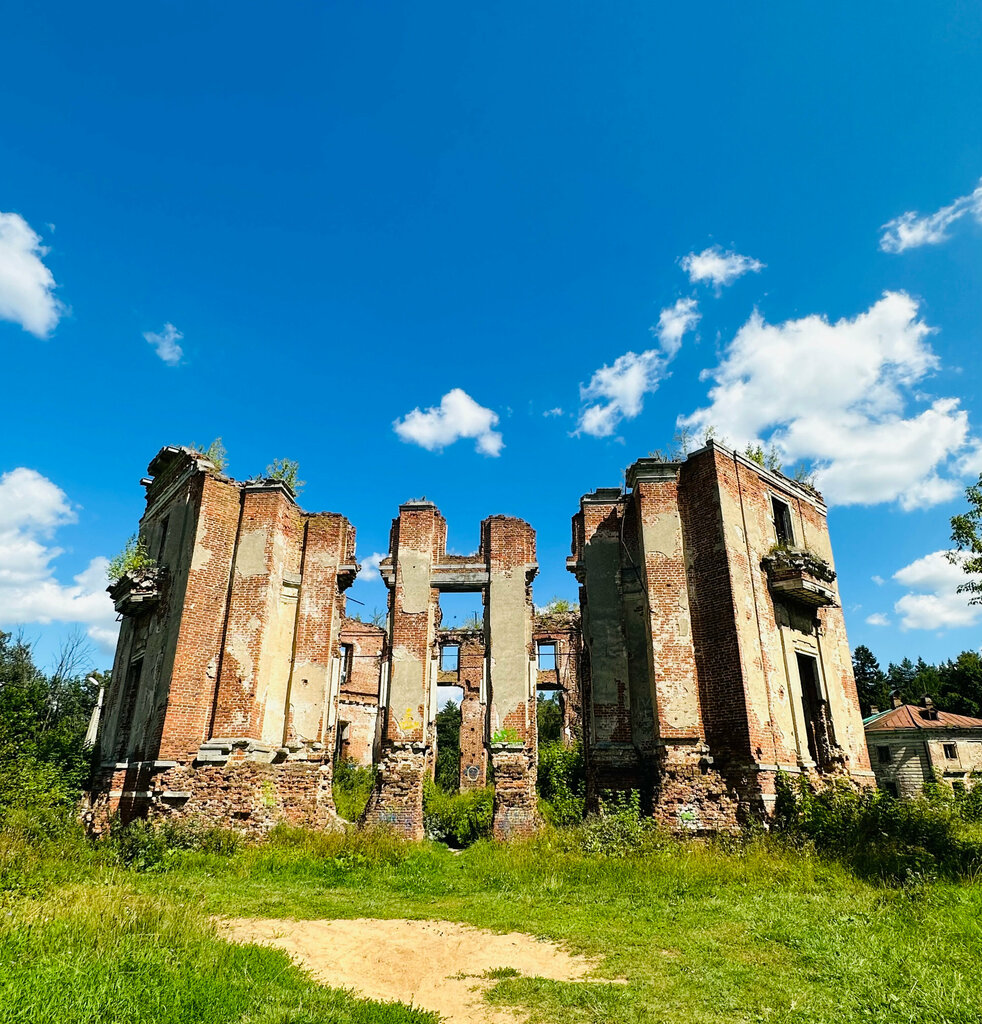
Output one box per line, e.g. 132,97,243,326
423,780,493,846
332,759,376,822
536,740,585,827
265,457,305,494
950,473,982,603
773,774,982,881
434,700,461,792
539,597,577,615
106,534,156,582
536,693,562,745
855,645,982,719
744,441,782,471
0,632,99,827
190,437,228,471
490,726,521,744
107,816,243,872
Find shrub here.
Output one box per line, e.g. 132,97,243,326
773,773,982,881
536,740,585,827
423,781,493,847
108,816,243,871
333,759,376,821
571,790,668,857
106,535,156,583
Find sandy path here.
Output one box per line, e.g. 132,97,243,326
219,916,606,1023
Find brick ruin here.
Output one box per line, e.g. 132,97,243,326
87,440,873,836
569,446,873,828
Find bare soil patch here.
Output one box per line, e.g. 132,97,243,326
219,916,606,1023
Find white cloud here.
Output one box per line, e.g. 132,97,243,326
893,550,982,631
576,350,666,438
357,552,386,582
0,211,63,337
681,246,764,290
144,322,184,366
653,297,700,357
543,407,564,418
872,575,885,585
576,299,700,438
880,179,982,253
394,388,503,456
865,612,891,627
0,468,117,652
679,291,977,508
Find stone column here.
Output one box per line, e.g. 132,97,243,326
458,631,487,789
362,501,442,839
484,516,539,840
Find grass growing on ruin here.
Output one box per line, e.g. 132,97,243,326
4,813,981,1024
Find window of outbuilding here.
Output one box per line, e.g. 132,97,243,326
876,745,891,764
881,780,898,797
943,742,957,760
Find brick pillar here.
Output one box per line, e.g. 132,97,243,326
362,502,442,839
458,632,487,789
484,516,539,840
157,473,241,761
210,484,303,746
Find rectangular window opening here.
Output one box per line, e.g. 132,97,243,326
338,644,353,688
440,645,460,672
881,780,898,798
772,496,794,547
537,642,557,672
795,651,823,764
876,745,891,765
157,515,169,562
943,743,957,760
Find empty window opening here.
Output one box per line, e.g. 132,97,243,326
338,644,353,688
537,642,557,672
795,652,825,764
334,720,351,762
536,690,563,745
772,496,795,547
437,591,483,630
881,780,898,798
943,743,957,760
876,745,891,765
440,645,460,672
437,684,464,712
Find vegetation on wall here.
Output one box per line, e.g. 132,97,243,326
106,535,156,583
264,457,305,494
189,437,228,472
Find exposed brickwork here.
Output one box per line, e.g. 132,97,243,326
337,618,386,766
360,745,427,839
87,447,356,831
570,442,873,828
490,748,539,839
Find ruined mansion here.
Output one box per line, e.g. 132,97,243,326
88,443,873,839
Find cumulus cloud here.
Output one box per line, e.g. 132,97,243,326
144,322,184,366
880,179,982,253
0,211,63,337
0,468,118,652
893,550,982,631
653,297,700,357
681,246,764,290
357,552,386,582
865,612,891,627
576,299,700,438
679,291,977,508
394,388,503,456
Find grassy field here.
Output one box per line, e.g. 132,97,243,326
2,819,981,1024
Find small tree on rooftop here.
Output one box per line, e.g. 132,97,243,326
265,458,305,495
189,437,228,472
744,442,782,472
106,535,156,583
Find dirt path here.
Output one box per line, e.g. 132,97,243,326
219,916,606,1023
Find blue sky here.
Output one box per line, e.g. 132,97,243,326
2,2,982,672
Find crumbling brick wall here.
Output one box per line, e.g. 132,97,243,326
337,618,386,766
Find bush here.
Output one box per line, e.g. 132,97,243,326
569,790,669,857
774,773,982,881
423,781,493,847
108,816,243,871
333,759,376,821
536,741,585,827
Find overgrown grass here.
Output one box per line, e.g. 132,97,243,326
3,778,982,1024
423,780,493,846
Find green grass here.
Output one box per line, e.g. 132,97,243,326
3,822,982,1024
